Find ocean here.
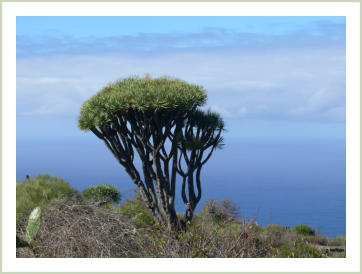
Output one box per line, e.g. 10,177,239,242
16,136,346,237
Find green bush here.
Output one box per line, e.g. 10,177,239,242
198,199,240,224
82,184,121,204
17,174,74,224
328,235,346,246
312,234,328,246
276,241,324,258
118,191,155,228
293,224,315,236
261,225,292,247
262,224,290,235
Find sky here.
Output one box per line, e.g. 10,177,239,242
16,16,346,140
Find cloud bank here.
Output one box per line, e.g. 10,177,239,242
16,21,346,139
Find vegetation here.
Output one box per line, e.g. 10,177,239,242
198,199,240,224
78,76,225,229
16,174,74,225
328,235,346,246
16,175,346,258
25,207,41,245
118,190,156,228
293,224,315,236
82,184,121,204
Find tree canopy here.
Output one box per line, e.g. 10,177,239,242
78,77,207,130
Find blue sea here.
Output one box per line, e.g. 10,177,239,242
16,136,346,237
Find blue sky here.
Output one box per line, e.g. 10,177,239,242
16,16,346,139
17,16,345,37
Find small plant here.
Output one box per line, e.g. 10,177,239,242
293,224,315,236
25,207,41,244
82,184,121,204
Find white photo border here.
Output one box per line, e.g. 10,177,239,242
2,2,360,272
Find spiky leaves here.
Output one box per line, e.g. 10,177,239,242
78,77,207,130
78,76,224,230
180,109,224,151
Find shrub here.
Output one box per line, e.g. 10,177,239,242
198,199,240,224
293,224,315,236
328,235,346,246
311,234,328,246
16,174,74,225
138,218,270,258
262,224,290,235
118,190,155,228
276,241,324,258
261,225,292,247
82,184,121,204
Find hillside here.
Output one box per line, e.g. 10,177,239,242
16,175,346,258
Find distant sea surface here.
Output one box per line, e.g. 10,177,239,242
16,137,346,237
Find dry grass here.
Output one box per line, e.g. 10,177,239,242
16,198,271,258
17,198,141,258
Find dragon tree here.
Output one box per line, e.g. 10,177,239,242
78,76,224,230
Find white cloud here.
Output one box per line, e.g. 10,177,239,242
208,105,233,118
289,87,344,118
16,45,345,123
18,76,66,84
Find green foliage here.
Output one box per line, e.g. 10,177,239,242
198,199,240,224
262,224,290,235
78,76,207,130
16,174,74,224
293,224,315,236
82,184,121,203
179,109,225,150
312,234,328,246
118,191,155,228
276,241,324,258
261,225,295,247
328,235,346,246
25,207,41,244
138,216,270,258
188,109,225,131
